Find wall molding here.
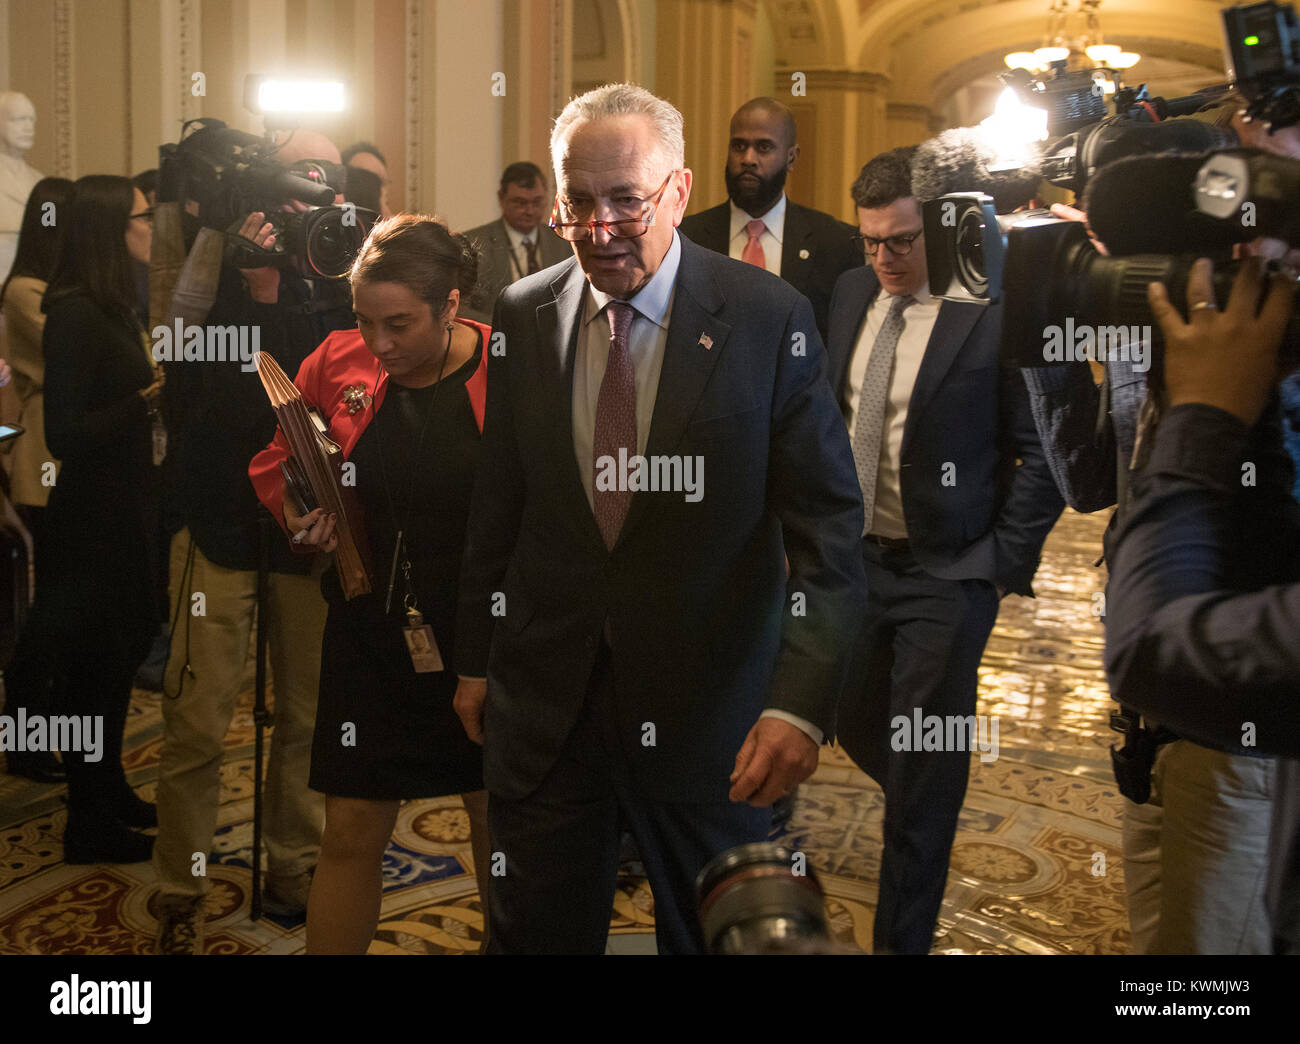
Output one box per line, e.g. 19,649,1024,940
52,0,73,176
405,0,421,211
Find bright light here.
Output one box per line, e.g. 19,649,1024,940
255,79,347,114
1085,44,1121,63
1005,51,1042,70
980,86,1050,172
1110,52,1141,69
1033,45,1070,64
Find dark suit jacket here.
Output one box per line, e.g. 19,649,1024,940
456,233,868,802
679,199,861,339
825,267,1063,596
461,217,570,324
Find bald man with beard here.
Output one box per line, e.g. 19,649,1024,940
680,97,860,340
152,128,357,954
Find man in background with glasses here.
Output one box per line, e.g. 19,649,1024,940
823,146,1062,953
454,82,867,954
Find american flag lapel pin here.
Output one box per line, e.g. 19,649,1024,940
698,332,713,351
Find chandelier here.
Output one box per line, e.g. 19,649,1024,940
1004,0,1140,75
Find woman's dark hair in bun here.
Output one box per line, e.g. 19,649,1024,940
350,214,481,318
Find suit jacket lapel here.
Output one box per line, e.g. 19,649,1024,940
690,203,731,253
617,240,731,546
828,269,879,405
900,300,983,458
779,203,812,292
535,261,606,550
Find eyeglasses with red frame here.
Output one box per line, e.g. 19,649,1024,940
549,170,680,241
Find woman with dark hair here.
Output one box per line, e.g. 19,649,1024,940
250,214,490,953
1,176,74,783
41,174,163,862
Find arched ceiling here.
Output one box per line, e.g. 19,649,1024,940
763,0,1238,119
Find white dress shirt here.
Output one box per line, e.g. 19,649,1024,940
503,221,543,282
845,284,940,539
727,193,786,276
572,229,822,745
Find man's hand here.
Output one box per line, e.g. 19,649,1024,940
1148,256,1295,426
236,211,281,303
454,676,488,745
729,716,819,806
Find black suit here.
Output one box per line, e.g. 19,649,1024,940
825,266,1063,953
457,232,867,952
679,198,861,340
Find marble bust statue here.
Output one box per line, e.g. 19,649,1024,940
0,92,44,282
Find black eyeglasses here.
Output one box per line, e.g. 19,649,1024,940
851,229,923,256
550,170,679,241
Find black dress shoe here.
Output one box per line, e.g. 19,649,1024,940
114,794,157,830
64,823,154,865
5,751,68,783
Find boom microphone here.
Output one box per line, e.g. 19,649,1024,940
1041,115,1237,195
1082,152,1245,256
911,127,1044,211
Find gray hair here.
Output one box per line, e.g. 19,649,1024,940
550,83,685,178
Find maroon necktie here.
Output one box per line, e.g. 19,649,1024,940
524,237,540,275
593,301,636,549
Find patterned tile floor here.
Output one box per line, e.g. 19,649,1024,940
0,508,1124,954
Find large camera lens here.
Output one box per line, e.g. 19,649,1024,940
300,206,372,278
954,206,990,298
695,842,830,954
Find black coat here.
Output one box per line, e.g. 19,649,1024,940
40,291,157,653
678,199,861,340
456,234,868,802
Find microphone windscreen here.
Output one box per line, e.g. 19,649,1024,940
911,127,1043,211
1082,151,1241,256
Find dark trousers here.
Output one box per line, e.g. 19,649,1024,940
837,541,1001,954
486,644,771,954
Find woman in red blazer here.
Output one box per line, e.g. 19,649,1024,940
250,215,490,953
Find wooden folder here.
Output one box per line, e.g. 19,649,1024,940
256,352,373,599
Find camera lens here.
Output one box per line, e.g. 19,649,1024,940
954,206,990,298
695,842,830,954
301,207,367,278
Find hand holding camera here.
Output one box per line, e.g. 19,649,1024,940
235,209,281,303
1149,256,1297,425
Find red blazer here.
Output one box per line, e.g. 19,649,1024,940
248,318,489,547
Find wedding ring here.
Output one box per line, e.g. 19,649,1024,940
1189,301,1217,312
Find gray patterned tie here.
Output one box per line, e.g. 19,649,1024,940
850,294,912,535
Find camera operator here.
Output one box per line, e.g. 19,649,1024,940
153,129,355,954
1014,94,1300,953
1105,255,1300,954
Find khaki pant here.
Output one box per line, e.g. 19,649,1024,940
1123,739,1277,954
154,527,328,897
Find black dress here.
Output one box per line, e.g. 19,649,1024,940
309,336,485,799
39,292,159,829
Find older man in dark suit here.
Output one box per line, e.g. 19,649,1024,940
679,97,860,339
460,162,570,323
453,83,867,954
826,148,1063,954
